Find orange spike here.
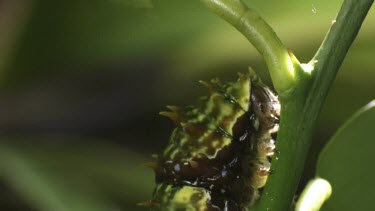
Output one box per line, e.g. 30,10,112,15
257,169,271,177
166,105,181,112
210,77,221,85
237,72,245,78
237,72,248,81
180,122,189,128
199,80,215,93
159,111,179,123
180,122,206,138
137,200,156,208
189,160,199,169
143,162,160,171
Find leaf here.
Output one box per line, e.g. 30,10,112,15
0,140,154,211
295,178,332,211
316,100,375,211
111,0,153,8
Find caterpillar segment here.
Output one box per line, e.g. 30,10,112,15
149,70,280,210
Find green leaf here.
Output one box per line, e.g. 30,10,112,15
0,140,154,211
115,0,153,8
317,100,375,211
295,178,332,211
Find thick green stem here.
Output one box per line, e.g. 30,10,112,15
200,0,296,93
201,0,373,210
257,0,374,211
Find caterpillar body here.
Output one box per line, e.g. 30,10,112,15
149,70,280,210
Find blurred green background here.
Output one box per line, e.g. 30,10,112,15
0,0,374,210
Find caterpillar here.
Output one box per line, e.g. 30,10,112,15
147,69,280,210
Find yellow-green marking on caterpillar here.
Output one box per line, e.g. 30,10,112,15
149,69,280,210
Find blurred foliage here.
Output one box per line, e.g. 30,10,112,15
317,101,375,211
0,0,374,210
0,139,153,211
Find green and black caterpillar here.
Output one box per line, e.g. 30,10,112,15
148,69,280,210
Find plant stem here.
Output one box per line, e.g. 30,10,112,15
200,0,296,93
201,0,373,210
257,0,374,211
